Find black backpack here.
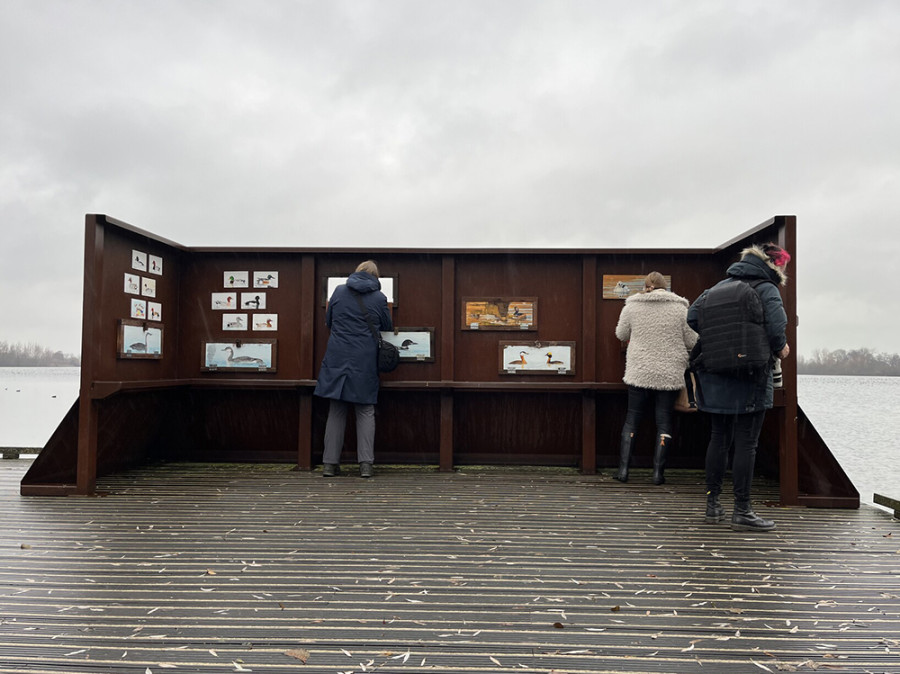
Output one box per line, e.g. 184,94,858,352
690,278,772,375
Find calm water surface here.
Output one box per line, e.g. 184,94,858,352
1,368,897,508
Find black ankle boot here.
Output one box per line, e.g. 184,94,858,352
652,434,669,485
704,492,724,523
731,505,775,532
614,432,635,482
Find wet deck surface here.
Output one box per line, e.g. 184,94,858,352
1,461,899,673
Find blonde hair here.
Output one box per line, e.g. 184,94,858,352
355,260,380,277
644,271,667,291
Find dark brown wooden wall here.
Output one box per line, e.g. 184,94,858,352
29,213,844,507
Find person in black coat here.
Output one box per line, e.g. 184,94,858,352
314,260,392,478
688,243,790,532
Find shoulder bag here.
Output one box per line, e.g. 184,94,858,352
351,291,399,373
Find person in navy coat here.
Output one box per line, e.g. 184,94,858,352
688,243,790,532
314,260,393,478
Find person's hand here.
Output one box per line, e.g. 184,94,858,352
777,343,790,360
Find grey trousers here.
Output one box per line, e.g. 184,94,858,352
322,400,375,464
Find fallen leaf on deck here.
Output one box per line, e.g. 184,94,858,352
284,649,310,663
610,605,620,612
553,622,564,629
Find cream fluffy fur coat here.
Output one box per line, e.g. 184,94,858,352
615,289,699,390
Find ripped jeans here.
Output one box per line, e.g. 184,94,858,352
621,386,679,441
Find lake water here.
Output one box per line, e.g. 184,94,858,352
1,368,897,510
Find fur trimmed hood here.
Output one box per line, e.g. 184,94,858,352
624,288,690,307
739,245,788,286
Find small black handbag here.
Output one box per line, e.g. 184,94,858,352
351,291,399,373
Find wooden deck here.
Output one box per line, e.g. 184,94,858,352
1,460,898,674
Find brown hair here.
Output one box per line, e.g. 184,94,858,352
644,271,667,291
355,260,380,278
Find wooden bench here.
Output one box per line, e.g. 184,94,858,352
874,493,900,518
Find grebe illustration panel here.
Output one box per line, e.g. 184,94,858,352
141,277,156,298
499,341,574,374
117,319,163,359
202,340,276,372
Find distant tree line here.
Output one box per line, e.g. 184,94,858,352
0,341,80,366
798,348,900,376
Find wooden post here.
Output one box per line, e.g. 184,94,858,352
778,216,800,505
297,254,316,470
75,216,105,495
581,255,598,473
439,255,455,471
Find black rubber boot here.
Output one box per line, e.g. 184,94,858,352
704,491,725,523
652,434,669,485
359,462,374,478
322,463,340,477
731,504,776,532
614,432,635,482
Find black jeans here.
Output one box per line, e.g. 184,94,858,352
621,386,679,440
705,410,766,506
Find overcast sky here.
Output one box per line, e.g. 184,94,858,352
2,0,898,358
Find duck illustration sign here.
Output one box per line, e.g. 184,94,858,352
499,341,575,375
117,319,163,359
380,328,435,362
202,340,276,372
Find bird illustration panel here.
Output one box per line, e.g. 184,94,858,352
124,273,140,296
499,341,575,375
323,276,397,305
463,297,537,331
201,340,277,372
224,271,250,288
222,313,248,331
130,298,147,320
131,250,148,272
602,274,671,299
252,314,278,331
211,292,238,310
148,254,163,276
380,328,434,362
117,319,163,359
254,271,279,288
241,292,266,310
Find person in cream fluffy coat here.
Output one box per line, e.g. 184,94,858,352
614,272,698,484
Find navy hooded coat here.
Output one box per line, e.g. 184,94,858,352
687,252,788,415
313,272,393,405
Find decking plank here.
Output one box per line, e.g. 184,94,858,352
1,462,898,673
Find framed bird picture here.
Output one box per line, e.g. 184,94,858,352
463,297,537,331
117,319,163,359
323,275,398,306
499,341,575,375
380,328,435,362
201,340,277,372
